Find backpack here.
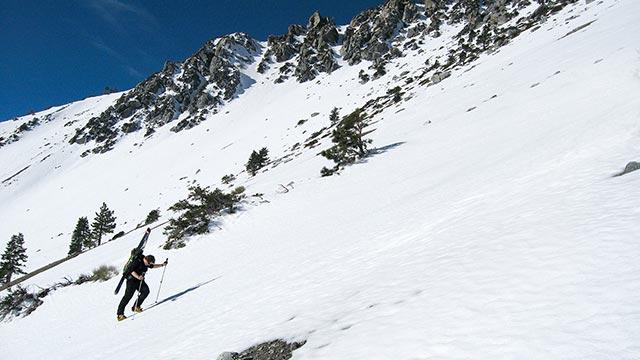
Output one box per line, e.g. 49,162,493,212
122,249,144,276
114,228,151,295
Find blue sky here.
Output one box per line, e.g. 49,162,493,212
0,0,384,122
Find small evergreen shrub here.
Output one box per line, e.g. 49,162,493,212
321,166,338,177
163,185,246,249
0,266,117,321
91,265,118,282
144,209,161,225
0,286,42,320
221,174,236,185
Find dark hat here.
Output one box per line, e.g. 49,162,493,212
145,255,156,264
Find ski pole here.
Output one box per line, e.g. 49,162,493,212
133,276,144,309
155,259,168,303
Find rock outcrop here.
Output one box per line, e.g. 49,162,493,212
59,0,580,155
216,339,306,360
294,12,340,82
341,0,419,65
615,161,640,177
260,12,339,83
69,33,260,153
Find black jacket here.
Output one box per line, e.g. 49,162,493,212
128,256,150,279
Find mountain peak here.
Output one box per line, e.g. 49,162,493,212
6,0,581,157
2,1,639,359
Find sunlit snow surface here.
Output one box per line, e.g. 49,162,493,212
1,1,639,359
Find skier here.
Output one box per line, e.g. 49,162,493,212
117,254,167,321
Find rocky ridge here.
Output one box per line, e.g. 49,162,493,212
4,0,579,156
68,33,261,154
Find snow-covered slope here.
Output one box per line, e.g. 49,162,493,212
1,0,640,359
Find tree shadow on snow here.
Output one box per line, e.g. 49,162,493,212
359,142,406,164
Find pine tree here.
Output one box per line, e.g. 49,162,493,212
246,151,260,176
68,217,91,255
0,233,28,284
91,202,117,247
320,108,374,167
245,147,270,176
329,107,340,123
144,209,161,225
258,147,269,162
221,174,236,185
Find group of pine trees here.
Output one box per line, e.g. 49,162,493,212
0,202,160,285
1,202,119,284
68,202,117,256
1,106,374,285
240,107,373,178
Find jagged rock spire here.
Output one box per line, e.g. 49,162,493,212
341,0,418,65
260,11,339,83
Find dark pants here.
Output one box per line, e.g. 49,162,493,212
117,277,150,315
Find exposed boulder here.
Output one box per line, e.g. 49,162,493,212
216,339,306,360
430,70,451,84
615,161,640,177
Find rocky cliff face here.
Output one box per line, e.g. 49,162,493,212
260,12,340,83
60,0,577,155
69,33,260,154
294,12,341,82
409,0,579,86
341,0,419,66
